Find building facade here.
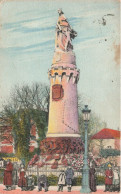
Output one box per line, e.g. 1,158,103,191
0,124,38,154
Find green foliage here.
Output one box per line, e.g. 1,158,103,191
79,112,107,141
31,109,48,142
99,162,114,170
0,83,49,164
73,175,105,186
47,174,58,186
11,109,31,163
46,174,104,186
100,149,120,158
72,176,82,186
27,174,58,186
96,176,105,185
31,174,37,185
0,153,15,158
78,95,107,142
0,169,4,184
0,173,104,186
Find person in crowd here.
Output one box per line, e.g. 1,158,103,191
112,165,120,192
3,159,13,191
26,175,35,191
57,170,66,192
18,164,27,191
104,164,113,192
89,160,97,192
12,162,18,190
65,165,74,192
38,174,48,192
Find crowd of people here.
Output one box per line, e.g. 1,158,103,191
57,165,74,192
104,164,120,192
3,159,120,192
89,162,120,192
3,160,74,192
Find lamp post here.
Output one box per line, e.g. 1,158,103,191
81,105,91,194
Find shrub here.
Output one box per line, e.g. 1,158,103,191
0,170,105,186
72,176,82,186
73,175,105,186
0,169,4,184
0,153,15,157
31,174,37,186
100,149,120,158
96,176,105,185
47,174,58,186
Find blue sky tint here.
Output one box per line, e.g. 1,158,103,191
0,0,120,129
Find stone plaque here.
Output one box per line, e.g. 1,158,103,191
52,84,64,101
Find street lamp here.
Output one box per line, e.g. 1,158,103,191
80,105,91,194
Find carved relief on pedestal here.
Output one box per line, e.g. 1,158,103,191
40,137,84,155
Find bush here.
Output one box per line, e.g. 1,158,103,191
73,175,105,186
0,169,4,184
29,174,58,186
72,176,82,186
0,153,15,158
0,170,105,186
100,149,120,158
31,175,37,186
96,176,105,185
47,174,58,186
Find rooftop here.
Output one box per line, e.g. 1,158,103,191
91,128,120,139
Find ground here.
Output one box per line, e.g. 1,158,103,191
0,185,120,194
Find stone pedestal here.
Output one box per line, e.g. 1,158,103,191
39,137,84,170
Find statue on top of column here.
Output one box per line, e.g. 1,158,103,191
55,9,77,52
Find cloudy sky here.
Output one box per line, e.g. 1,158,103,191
0,0,120,130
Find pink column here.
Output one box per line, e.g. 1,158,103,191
47,52,80,137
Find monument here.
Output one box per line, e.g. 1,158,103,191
29,10,84,171
47,9,79,137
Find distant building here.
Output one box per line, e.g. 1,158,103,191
90,128,120,166
29,124,39,152
0,123,38,154
0,125,14,154
91,128,120,150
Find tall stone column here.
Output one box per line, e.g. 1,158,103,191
47,51,80,137
47,9,80,137
39,10,84,170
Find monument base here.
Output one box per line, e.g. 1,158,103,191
38,137,84,170
40,137,84,155
28,137,84,173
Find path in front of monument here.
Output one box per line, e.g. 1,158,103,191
0,185,120,194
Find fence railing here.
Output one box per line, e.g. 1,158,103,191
26,166,105,177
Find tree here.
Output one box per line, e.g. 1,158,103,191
78,100,107,141
77,93,107,153
0,84,107,163
100,148,120,158
0,83,50,162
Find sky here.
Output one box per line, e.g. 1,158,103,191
0,0,120,130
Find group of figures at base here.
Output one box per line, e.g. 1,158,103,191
104,164,120,192
57,166,74,192
38,166,74,192
3,159,120,192
3,159,74,192
3,160,34,191
89,162,120,192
